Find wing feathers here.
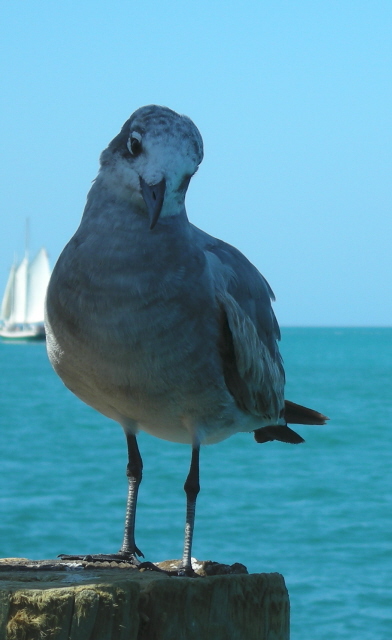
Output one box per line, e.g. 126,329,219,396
218,291,284,418
198,234,328,440
284,400,328,425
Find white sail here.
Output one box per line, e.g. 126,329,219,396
0,263,16,322
12,256,28,323
26,248,51,323
0,245,51,340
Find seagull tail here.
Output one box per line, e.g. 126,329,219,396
254,425,305,445
253,401,328,445
284,400,329,425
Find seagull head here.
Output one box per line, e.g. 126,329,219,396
99,105,204,229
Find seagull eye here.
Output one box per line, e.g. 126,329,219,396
127,133,142,157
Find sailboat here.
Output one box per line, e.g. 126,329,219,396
0,248,51,341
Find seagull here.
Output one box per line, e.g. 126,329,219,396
45,105,327,575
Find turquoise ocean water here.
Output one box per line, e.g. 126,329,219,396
0,328,391,639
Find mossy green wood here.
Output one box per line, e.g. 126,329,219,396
0,567,289,640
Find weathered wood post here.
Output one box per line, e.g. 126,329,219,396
0,559,290,640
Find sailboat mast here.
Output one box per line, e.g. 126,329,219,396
25,217,30,261
10,253,17,322
24,218,30,323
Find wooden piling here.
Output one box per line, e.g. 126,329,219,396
0,559,289,640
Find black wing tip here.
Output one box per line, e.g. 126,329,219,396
284,400,329,425
254,425,305,445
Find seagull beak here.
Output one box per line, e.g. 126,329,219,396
139,176,166,230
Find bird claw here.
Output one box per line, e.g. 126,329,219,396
56,554,197,576
175,567,200,578
136,562,198,577
138,561,166,572
57,552,142,565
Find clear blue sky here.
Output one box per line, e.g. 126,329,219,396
0,1,391,325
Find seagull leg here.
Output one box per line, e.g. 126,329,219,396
119,433,143,560
59,432,144,565
181,443,200,574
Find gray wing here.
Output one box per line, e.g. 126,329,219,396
191,224,285,422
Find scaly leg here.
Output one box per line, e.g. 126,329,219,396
119,432,143,559
181,444,200,573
